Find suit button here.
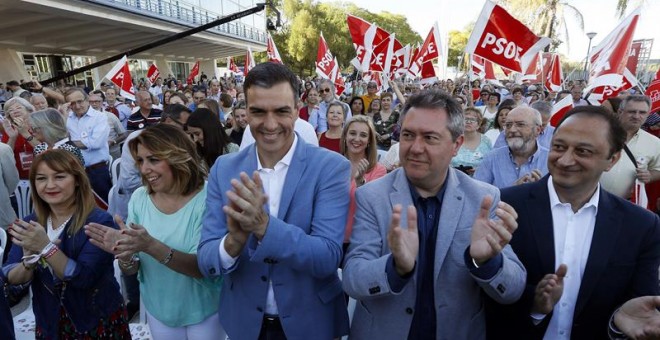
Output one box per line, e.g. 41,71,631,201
261,276,267,282
209,268,216,275
257,307,263,312
406,307,413,314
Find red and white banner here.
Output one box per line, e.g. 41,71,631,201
186,61,199,85
316,33,339,80
549,94,574,127
146,63,160,84
245,47,256,75
471,55,497,82
590,67,639,102
333,60,345,97
419,61,438,84
266,33,283,64
584,8,640,96
646,69,660,114
626,41,643,75
545,53,563,92
409,22,442,77
102,55,135,101
227,57,240,74
466,1,551,73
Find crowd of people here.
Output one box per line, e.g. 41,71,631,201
0,59,659,340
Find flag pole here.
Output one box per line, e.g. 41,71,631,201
539,52,545,92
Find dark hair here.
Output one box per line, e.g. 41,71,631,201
161,103,191,126
488,92,501,103
349,96,365,115
220,93,233,107
602,97,622,113
91,90,105,101
512,87,524,95
494,106,513,130
186,108,232,167
244,62,299,104
400,89,464,141
499,98,516,108
198,99,220,119
556,105,626,157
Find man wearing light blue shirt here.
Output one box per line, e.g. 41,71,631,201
65,88,112,201
308,79,352,134
475,106,549,188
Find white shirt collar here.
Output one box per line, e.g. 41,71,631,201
547,175,600,212
256,134,298,170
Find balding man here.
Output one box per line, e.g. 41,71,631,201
493,101,555,150
475,106,549,188
126,90,162,131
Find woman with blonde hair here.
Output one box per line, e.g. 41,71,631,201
28,108,85,165
85,124,224,340
3,150,129,338
451,107,492,176
340,115,386,250
1,97,37,179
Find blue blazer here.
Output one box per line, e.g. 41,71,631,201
198,136,351,340
487,176,660,339
0,282,14,340
2,208,124,338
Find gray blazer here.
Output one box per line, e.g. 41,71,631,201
343,168,526,340
0,143,18,230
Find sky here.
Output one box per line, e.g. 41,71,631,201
320,0,660,63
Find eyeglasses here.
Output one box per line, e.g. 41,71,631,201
504,121,533,130
320,88,332,93
367,85,377,89
88,100,102,103
464,118,479,124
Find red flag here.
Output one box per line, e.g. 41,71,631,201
466,1,551,73
584,8,640,96
409,23,442,77
544,53,563,92
146,64,160,84
369,33,395,73
347,15,389,71
549,94,574,127
227,57,240,74
471,55,485,80
626,41,643,75
419,61,438,84
245,47,256,75
186,61,199,85
334,62,345,97
407,44,421,77
266,33,283,64
646,69,660,114
102,55,135,101
591,67,639,102
316,33,339,80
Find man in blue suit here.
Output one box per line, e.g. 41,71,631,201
197,62,351,340
486,105,660,339
343,90,526,339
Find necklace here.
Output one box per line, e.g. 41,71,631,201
48,215,72,231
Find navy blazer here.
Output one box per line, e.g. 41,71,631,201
0,282,14,340
2,208,124,338
198,135,351,340
486,176,660,339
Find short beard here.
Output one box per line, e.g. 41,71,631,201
507,137,527,152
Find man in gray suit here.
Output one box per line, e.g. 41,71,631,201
343,89,526,339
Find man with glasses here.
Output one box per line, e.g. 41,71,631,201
474,106,549,188
127,90,162,132
189,88,207,111
89,92,127,160
308,79,352,134
600,95,660,199
64,88,112,201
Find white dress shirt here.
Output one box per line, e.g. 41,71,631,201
240,119,318,150
542,176,599,339
219,135,299,315
66,107,111,166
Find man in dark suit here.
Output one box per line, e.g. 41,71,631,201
486,105,660,339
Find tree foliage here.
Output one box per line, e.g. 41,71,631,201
260,0,422,75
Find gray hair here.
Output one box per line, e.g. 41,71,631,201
28,108,68,144
400,89,464,141
531,101,553,118
620,94,651,112
3,97,35,114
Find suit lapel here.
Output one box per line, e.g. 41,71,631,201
434,170,464,281
574,190,622,317
389,169,414,225
526,177,556,274
278,137,307,219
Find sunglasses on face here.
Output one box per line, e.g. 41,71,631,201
320,88,332,93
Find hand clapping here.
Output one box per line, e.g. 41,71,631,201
469,195,518,264
223,171,269,240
